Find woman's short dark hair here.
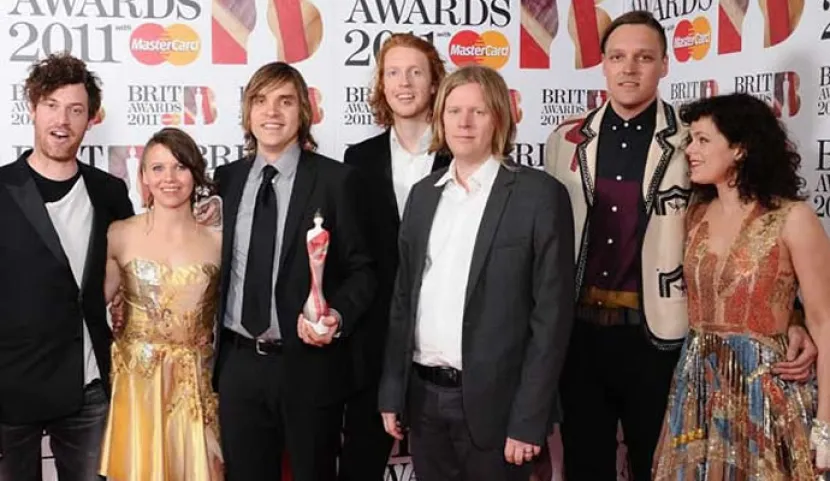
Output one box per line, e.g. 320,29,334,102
679,92,805,209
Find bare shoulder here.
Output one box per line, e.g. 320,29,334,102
783,200,818,227
782,200,826,243
108,214,144,258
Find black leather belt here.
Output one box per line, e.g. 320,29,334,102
414,363,462,388
224,329,283,355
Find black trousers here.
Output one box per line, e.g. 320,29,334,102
217,339,342,481
407,370,532,481
337,380,394,481
0,381,108,481
559,321,680,481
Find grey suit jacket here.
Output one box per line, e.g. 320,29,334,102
378,161,575,448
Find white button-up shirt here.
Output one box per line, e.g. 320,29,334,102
390,126,435,218
414,156,501,370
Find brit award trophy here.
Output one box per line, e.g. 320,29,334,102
303,210,332,335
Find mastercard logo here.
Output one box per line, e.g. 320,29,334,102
130,23,201,66
448,30,510,70
508,89,523,124
673,17,711,62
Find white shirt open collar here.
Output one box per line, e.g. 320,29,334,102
435,155,501,193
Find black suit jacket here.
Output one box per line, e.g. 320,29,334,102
378,162,575,448
212,149,375,405
0,151,134,424
343,129,450,388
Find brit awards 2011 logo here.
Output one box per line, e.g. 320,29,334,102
733,71,801,118
669,79,718,108
10,84,105,126
540,88,607,126
7,0,201,64
127,85,218,126
343,86,373,127
212,0,323,64
820,66,830,116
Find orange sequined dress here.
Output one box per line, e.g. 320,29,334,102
99,258,223,481
653,201,825,481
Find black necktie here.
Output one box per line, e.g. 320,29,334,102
241,164,278,337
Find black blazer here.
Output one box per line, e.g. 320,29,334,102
0,151,134,424
343,129,450,388
212,149,376,405
378,162,575,448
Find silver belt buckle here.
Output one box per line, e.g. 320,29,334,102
255,338,268,355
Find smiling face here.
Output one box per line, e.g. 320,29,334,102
248,80,301,159
382,46,435,122
140,143,195,209
685,116,744,185
30,83,91,163
602,24,667,117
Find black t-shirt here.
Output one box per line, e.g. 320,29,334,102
28,163,81,203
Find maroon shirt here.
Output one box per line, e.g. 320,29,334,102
583,101,657,295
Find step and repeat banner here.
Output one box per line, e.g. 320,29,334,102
1,0,829,480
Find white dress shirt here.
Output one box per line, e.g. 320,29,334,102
390,126,435,218
414,157,501,370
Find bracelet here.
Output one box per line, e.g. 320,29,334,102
811,419,830,448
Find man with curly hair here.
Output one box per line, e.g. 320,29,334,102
0,53,133,481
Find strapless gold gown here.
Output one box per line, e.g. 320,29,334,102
100,258,223,481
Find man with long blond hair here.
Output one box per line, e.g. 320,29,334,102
210,61,375,481
378,65,574,481
340,33,449,481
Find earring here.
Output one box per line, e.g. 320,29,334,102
146,193,154,208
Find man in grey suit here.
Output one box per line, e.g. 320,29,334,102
377,65,575,481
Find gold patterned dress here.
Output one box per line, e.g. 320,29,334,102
653,201,825,481
100,258,223,481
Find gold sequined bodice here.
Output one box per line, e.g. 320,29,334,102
684,201,798,335
119,258,219,347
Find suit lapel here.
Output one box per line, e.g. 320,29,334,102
642,100,679,214
4,158,70,270
577,104,605,207
279,151,316,269
376,131,400,218
378,130,393,182
464,167,514,306
411,179,443,305
78,163,105,293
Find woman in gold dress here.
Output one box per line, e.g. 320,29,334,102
652,93,830,480
99,127,223,481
